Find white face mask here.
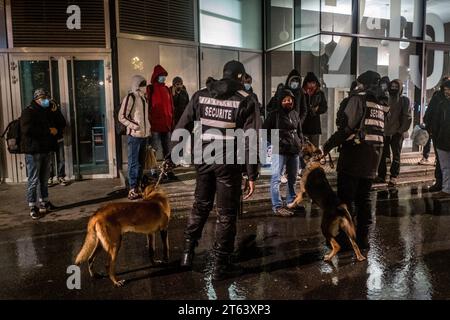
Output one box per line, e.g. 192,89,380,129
138,86,146,95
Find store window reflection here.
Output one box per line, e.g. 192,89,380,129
360,0,422,41
426,0,450,43
359,38,420,150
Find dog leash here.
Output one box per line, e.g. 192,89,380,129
154,165,167,189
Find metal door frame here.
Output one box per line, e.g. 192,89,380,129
8,53,116,181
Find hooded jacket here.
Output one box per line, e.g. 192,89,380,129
323,72,385,179
171,84,190,127
285,70,307,122
300,72,328,135
424,77,450,135
148,65,174,133
20,100,54,154
119,75,151,138
263,89,303,155
172,77,261,181
433,81,450,151
384,79,412,136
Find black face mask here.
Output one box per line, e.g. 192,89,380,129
389,89,399,95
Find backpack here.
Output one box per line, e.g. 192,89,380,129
1,118,21,154
115,93,136,135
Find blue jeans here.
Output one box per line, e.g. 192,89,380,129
437,148,450,193
270,153,299,212
127,136,148,189
25,153,50,207
49,141,66,178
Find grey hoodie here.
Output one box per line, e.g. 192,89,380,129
384,79,412,136
119,75,151,138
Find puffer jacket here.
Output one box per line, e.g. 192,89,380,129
119,75,151,138
20,100,54,154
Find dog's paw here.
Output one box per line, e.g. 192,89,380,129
114,280,126,288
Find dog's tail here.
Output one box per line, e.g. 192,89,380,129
75,216,98,265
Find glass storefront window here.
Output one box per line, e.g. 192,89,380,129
360,0,423,41
359,38,421,150
265,43,294,107
294,0,320,39
320,0,352,35
267,0,294,49
426,0,450,43
200,0,262,50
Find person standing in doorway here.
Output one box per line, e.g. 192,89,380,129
20,89,58,219
47,100,67,186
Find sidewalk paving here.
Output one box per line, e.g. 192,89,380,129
0,154,437,230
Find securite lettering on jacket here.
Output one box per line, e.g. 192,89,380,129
203,106,233,121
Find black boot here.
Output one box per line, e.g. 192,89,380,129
180,239,197,269
212,255,243,281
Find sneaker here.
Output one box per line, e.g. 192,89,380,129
30,206,43,220
128,189,141,200
274,207,294,217
388,177,398,187
418,158,431,165
280,175,288,184
48,177,55,187
39,201,56,214
58,177,69,186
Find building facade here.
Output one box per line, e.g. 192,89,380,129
0,0,449,182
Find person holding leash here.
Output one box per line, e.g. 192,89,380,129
165,60,261,281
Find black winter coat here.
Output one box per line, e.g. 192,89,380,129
263,107,303,155
46,101,67,149
300,90,328,135
171,86,190,127
433,97,450,151
20,101,54,154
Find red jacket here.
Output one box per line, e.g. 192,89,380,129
147,65,174,133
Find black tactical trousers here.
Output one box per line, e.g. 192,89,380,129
337,172,373,237
184,164,242,257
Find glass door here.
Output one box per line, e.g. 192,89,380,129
67,59,109,178
10,54,115,181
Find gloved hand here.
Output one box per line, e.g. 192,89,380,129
162,158,176,172
49,127,58,136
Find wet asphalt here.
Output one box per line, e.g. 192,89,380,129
1,184,450,300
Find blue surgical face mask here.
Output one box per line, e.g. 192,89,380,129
40,98,50,108
290,81,299,90
158,76,166,84
244,83,252,91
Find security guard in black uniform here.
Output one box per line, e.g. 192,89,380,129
166,60,260,280
323,70,387,249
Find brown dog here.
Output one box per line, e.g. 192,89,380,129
75,184,171,287
287,141,366,262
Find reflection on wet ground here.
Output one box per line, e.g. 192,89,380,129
1,185,450,299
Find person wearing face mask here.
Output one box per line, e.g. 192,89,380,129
322,71,387,249
285,69,307,123
119,75,151,200
299,72,328,148
147,65,176,180
170,76,190,127
375,79,412,187
263,89,304,217
20,89,59,220
430,80,450,198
